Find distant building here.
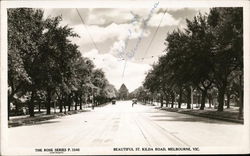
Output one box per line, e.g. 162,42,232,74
118,84,129,100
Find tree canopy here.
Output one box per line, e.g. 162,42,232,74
140,7,243,115
8,8,117,118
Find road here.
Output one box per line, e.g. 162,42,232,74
7,101,247,154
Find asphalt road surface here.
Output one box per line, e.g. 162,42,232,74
7,101,247,154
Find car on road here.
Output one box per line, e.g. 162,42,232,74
112,99,116,105
132,98,137,104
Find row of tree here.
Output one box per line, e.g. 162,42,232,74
8,8,117,119
137,8,243,115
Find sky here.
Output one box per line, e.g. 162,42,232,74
43,7,210,92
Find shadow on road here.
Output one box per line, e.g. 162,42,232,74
9,109,92,128
32,120,60,126
150,114,239,125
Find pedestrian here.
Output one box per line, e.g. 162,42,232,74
132,99,136,107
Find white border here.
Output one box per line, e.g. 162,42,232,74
1,0,250,155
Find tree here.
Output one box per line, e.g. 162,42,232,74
143,7,243,114
91,69,108,105
73,57,95,110
8,8,117,118
208,8,243,112
36,15,80,114
104,84,117,99
130,86,148,103
164,30,192,109
8,8,45,117
184,14,215,110
144,59,175,108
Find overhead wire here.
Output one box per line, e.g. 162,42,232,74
76,8,166,65
75,8,100,53
86,53,164,62
141,9,168,60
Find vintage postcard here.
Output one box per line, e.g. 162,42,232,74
1,0,250,155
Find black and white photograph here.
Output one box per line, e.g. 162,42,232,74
0,0,250,155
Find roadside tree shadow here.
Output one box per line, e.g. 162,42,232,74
32,120,60,125
150,114,240,125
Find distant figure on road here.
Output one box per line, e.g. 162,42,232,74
132,98,137,107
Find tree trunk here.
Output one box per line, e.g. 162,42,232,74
186,88,191,109
217,86,226,112
178,87,182,108
63,94,67,114
226,93,230,109
29,91,35,117
238,74,243,119
160,96,163,108
165,95,169,107
200,90,207,110
46,89,51,115
79,96,82,110
171,93,174,108
75,94,78,111
68,94,71,111
64,101,66,114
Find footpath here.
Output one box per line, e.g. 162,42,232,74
141,101,243,124
8,109,91,128
157,107,243,124
8,102,111,128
